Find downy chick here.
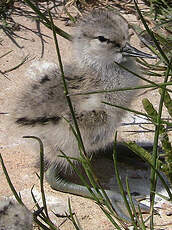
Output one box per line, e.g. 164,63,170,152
12,9,154,220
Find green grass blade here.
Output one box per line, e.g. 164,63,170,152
24,0,72,41
113,132,138,228
67,198,81,230
68,82,172,96
0,153,24,206
23,136,49,218
125,142,172,199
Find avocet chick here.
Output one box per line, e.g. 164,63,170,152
0,199,32,230
12,9,154,219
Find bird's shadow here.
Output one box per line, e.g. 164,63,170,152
64,142,167,201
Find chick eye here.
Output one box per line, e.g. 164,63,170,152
97,36,109,42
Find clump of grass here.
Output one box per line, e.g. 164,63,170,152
133,0,172,78
142,93,172,185
128,1,172,228
0,0,14,18
0,0,15,29
142,0,172,18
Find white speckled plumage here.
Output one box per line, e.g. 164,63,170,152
11,9,151,219
12,10,140,168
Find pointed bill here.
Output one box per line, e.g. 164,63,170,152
122,43,156,59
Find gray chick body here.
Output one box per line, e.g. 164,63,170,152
0,199,32,230
14,60,138,168
14,10,139,169
12,9,149,220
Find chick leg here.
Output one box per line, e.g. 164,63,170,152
45,165,149,221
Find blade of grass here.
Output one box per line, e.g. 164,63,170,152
149,57,172,228
31,185,45,218
48,10,86,158
137,58,166,71
68,82,172,96
59,150,127,227
59,151,98,200
59,150,107,204
125,177,142,228
31,186,59,230
60,117,131,223
67,198,81,230
99,206,125,230
48,12,122,225
102,101,152,120
33,218,51,230
0,153,24,206
155,192,171,201
114,62,172,93
2,55,29,74
48,12,113,209
0,153,55,229
0,50,13,59
103,100,172,127
137,205,147,230
125,142,172,200
62,116,85,154
113,133,138,229
134,0,171,68
23,136,49,218
24,0,72,41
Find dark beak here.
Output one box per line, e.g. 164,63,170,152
122,43,156,59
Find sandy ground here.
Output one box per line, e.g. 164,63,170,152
0,2,172,230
